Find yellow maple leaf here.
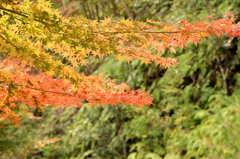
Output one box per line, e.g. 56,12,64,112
115,54,123,61
101,18,111,25
55,46,64,54
120,19,133,27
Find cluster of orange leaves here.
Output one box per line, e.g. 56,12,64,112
0,59,152,126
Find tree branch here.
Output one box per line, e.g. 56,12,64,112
128,61,136,89
98,31,180,34
216,56,228,95
0,7,51,25
121,0,134,20
0,34,19,49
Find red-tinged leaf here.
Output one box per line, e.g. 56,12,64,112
189,38,200,46
206,15,213,19
179,20,188,25
225,12,234,16
141,58,151,65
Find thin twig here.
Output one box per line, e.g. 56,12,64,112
0,81,143,103
0,35,19,49
216,56,228,95
128,61,136,89
99,31,180,34
121,0,134,20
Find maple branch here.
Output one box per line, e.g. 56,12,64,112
0,7,27,18
0,81,146,105
0,7,51,25
0,34,18,49
23,85,82,99
1,11,33,25
100,31,180,34
0,81,79,99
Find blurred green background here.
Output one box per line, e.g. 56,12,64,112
1,0,240,158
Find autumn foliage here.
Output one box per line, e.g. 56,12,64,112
0,0,240,125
